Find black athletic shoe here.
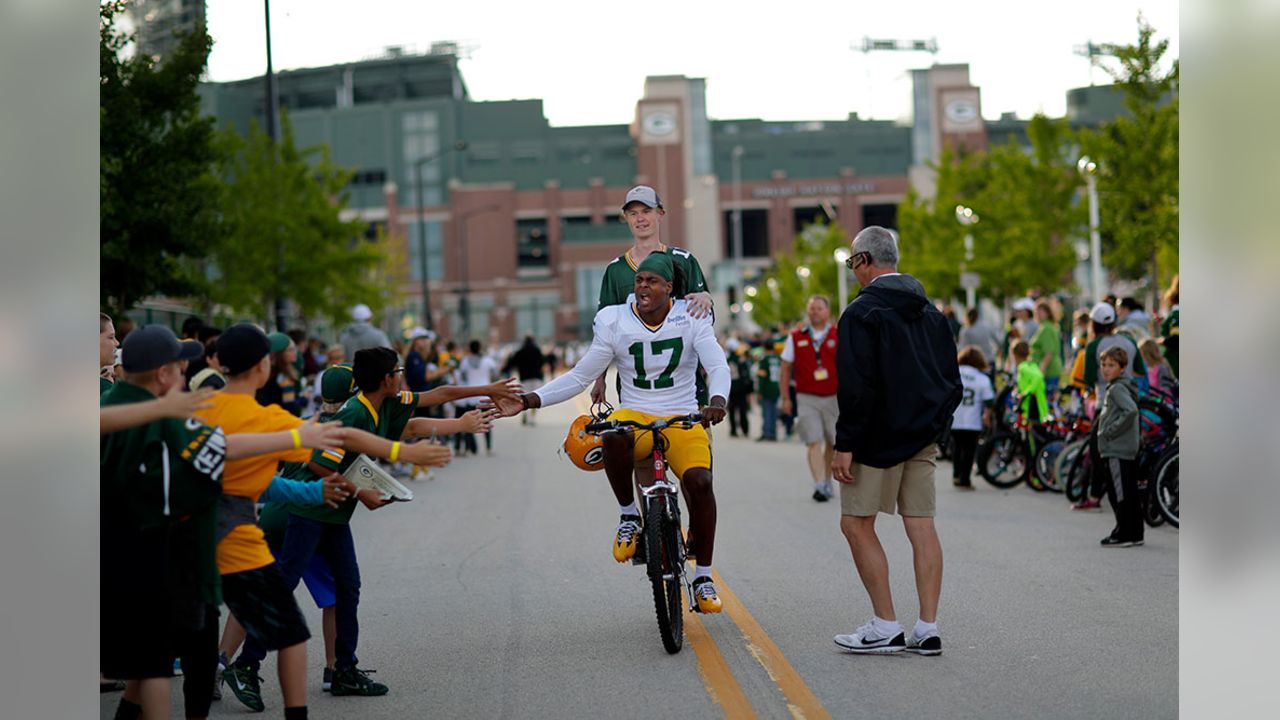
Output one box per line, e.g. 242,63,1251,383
1100,534,1144,548
905,630,942,656
329,666,389,697
834,622,906,654
812,490,829,502
222,662,265,712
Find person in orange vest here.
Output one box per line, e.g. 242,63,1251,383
780,295,840,502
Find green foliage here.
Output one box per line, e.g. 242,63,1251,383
897,118,1083,303
1079,16,1179,284
100,1,222,315
207,112,398,326
748,222,847,328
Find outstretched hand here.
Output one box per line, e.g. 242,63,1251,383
490,394,526,418
461,406,500,433
156,387,216,420
484,377,524,402
403,440,452,468
296,417,346,452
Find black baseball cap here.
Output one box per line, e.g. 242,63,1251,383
121,325,204,372
215,323,284,376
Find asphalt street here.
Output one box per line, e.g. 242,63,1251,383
104,389,1178,719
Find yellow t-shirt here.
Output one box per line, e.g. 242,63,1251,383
196,391,310,575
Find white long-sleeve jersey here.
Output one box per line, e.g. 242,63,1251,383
534,299,730,415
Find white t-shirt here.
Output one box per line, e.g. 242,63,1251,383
952,365,995,431
535,299,731,415
780,324,832,363
454,355,497,408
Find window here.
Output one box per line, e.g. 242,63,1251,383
406,220,444,281
513,292,560,341
861,203,897,230
792,206,831,231
516,218,550,271
349,169,387,186
401,111,441,200
722,209,769,258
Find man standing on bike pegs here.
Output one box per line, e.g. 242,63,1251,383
830,226,962,656
493,252,731,613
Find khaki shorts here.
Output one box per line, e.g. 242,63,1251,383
796,393,838,446
840,445,938,517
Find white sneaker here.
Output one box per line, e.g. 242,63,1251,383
822,479,836,499
834,621,906,654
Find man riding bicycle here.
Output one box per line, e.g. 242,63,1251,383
494,252,730,613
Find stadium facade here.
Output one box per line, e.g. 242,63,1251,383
199,48,1124,343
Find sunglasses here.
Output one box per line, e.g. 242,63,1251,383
845,251,872,270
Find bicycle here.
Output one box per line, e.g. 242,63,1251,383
1152,439,1179,527
585,412,704,654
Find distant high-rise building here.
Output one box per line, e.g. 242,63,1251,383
130,0,206,63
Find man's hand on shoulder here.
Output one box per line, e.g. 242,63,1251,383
685,292,714,320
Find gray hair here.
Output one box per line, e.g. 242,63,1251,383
852,226,899,268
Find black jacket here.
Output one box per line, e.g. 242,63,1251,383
834,274,962,468
504,340,546,381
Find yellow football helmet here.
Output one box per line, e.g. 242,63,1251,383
564,414,606,472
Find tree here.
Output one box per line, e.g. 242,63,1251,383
1079,16,1179,286
100,1,222,315
748,222,847,328
897,117,1083,303
208,112,398,326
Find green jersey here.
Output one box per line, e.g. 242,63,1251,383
598,244,708,309
101,380,226,605
100,376,114,395
755,353,783,400
285,390,421,524
729,351,755,392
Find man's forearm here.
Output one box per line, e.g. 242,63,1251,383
779,362,792,393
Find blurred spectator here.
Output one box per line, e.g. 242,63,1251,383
454,340,497,456
503,336,547,426
958,307,1000,375
1159,276,1179,376
1030,300,1064,392
339,303,392,358
100,312,119,394
950,346,994,489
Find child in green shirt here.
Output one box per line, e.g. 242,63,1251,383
1012,340,1048,423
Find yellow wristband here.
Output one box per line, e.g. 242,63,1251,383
390,441,401,463
290,428,301,450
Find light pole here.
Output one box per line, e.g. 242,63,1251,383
454,204,500,339
833,248,851,310
414,140,468,331
955,204,979,309
1078,156,1102,301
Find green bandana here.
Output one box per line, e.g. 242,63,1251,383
635,252,674,282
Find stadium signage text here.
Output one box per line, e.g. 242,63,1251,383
751,183,877,199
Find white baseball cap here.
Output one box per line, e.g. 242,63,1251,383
351,304,373,321
1012,298,1035,312
1090,302,1117,324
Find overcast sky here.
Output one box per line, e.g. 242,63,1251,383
203,0,1178,127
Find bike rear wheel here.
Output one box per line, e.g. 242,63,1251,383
645,495,685,654
977,431,1029,489
1154,443,1179,528
1053,440,1085,495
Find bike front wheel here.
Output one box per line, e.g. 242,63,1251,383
645,496,685,654
977,431,1029,489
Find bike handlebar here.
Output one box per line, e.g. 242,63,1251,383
585,412,703,434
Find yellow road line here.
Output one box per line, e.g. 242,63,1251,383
686,610,758,719
713,570,832,720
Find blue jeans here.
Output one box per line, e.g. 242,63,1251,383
239,514,362,671
759,397,778,439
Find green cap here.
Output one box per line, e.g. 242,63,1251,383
320,364,356,404
266,332,290,353
635,252,674,282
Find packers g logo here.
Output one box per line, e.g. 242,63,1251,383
584,447,605,467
